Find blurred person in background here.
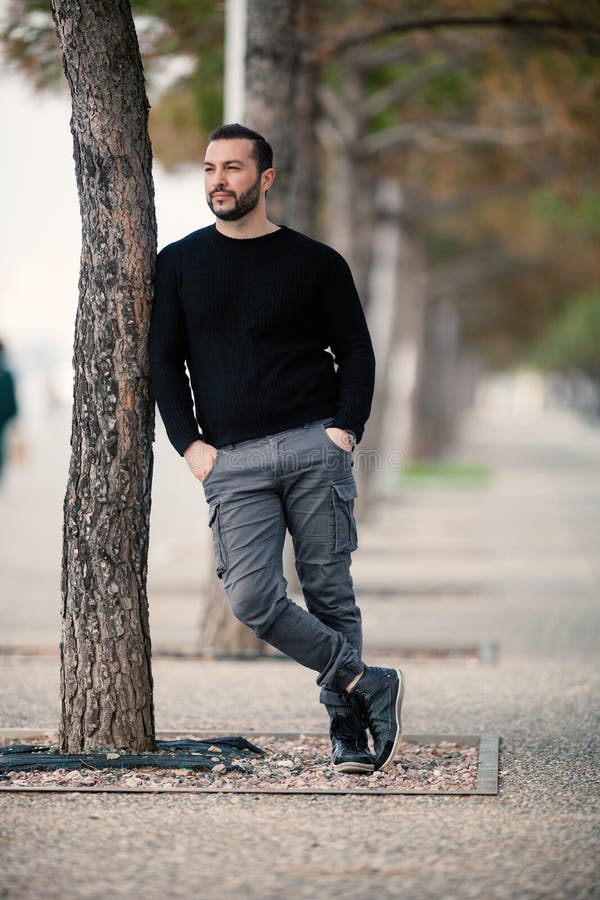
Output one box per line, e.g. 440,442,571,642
0,339,19,484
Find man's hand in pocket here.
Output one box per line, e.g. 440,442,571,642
184,439,218,481
325,427,354,451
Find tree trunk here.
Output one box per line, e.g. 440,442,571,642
319,60,375,302
327,149,375,301
51,0,156,752
354,178,403,514
244,0,302,224
293,0,319,237
197,575,266,656
385,211,430,467
410,298,461,460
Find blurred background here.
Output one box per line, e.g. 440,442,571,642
0,0,598,658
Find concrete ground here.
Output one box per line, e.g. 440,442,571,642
0,402,599,899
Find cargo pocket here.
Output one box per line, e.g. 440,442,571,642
208,502,227,578
331,480,358,552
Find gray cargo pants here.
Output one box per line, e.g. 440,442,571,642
201,416,365,709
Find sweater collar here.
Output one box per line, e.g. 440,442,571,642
209,223,288,247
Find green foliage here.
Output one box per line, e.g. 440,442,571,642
1,2,62,89
529,288,600,373
425,231,468,267
362,55,480,132
1,0,224,133
191,49,224,133
529,189,600,236
413,69,479,112
133,0,220,29
321,59,344,91
398,461,492,489
367,61,420,91
367,107,401,135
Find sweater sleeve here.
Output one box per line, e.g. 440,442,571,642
149,246,203,456
322,250,376,444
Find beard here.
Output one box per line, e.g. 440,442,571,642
208,173,262,221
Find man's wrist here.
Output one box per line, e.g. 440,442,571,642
183,438,205,457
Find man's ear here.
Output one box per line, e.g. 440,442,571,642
262,167,276,192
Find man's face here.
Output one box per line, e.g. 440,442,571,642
204,138,263,221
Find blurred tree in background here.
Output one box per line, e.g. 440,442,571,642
310,1,600,460
530,287,600,381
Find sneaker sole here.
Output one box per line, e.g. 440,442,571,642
375,668,405,771
333,760,375,774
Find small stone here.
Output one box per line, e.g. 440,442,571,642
207,746,222,753
122,775,143,786
211,764,226,774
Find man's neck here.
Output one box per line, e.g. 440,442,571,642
214,210,281,240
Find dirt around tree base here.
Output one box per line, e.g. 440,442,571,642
1,735,478,792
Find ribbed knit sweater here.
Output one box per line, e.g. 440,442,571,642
149,224,376,454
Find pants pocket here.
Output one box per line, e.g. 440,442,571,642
321,423,354,454
331,480,358,552
208,501,227,578
202,449,220,485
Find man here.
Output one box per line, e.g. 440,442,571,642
0,339,18,484
149,123,404,773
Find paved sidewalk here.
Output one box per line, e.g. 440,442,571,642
1,404,599,898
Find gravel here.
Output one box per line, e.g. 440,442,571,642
1,736,479,793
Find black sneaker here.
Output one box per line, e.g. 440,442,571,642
350,666,405,771
328,707,375,774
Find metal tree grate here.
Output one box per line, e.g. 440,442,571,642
0,736,265,775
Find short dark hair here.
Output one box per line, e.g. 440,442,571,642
208,123,273,174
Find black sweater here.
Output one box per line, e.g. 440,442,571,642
149,224,376,454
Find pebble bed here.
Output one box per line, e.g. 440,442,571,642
1,735,479,792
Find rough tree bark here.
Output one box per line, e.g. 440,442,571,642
51,0,157,751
